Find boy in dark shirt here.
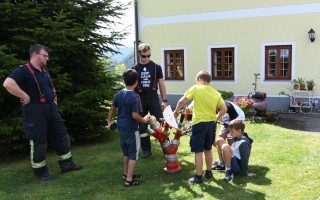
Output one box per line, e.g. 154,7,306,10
108,69,149,186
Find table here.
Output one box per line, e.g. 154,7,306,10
289,90,316,113
290,90,313,107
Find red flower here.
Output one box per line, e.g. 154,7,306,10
234,97,254,113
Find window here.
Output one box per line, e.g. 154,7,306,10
211,48,234,80
265,45,292,80
164,50,184,80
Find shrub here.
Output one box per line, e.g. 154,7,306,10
218,90,234,100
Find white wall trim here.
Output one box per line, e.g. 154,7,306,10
139,3,320,31
208,44,238,85
260,42,296,85
160,46,187,84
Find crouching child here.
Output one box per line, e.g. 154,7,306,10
214,119,256,182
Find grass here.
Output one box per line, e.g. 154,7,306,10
0,123,320,200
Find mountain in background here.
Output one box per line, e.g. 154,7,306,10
109,47,135,68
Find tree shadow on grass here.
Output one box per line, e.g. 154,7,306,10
165,159,266,199
80,138,269,200
208,179,266,199
231,165,271,186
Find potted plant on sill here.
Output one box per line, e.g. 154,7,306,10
291,79,299,90
306,79,315,91
297,77,306,90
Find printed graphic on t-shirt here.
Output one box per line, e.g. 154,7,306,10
141,67,151,88
220,113,230,124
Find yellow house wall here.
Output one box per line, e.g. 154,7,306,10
139,11,320,98
139,0,318,18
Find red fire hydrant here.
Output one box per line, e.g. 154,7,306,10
147,109,191,174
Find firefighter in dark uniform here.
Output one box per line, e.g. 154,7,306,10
133,43,168,158
3,44,83,181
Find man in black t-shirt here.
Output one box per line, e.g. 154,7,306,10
132,43,168,158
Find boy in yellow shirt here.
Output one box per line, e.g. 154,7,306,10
173,70,227,184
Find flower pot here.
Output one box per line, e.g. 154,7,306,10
308,86,313,91
293,84,299,90
300,85,306,90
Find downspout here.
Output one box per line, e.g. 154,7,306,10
134,0,140,64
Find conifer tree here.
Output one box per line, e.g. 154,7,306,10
0,0,128,153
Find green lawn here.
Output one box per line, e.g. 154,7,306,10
0,123,319,200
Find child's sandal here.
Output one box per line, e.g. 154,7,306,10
124,179,140,187
122,174,141,180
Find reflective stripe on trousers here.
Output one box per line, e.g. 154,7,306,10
30,140,46,168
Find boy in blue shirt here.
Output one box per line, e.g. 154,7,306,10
108,69,149,186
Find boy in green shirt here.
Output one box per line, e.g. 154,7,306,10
173,70,227,184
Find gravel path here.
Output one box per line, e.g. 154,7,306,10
273,112,320,133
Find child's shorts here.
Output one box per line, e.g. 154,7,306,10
190,121,216,152
231,156,241,174
119,128,141,160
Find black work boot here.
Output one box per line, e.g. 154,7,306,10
59,158,83,173
142,150,152,158
33,166,55,181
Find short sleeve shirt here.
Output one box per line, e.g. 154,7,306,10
133,61,163,92
112,89,143,131
220,101,245,125
8,64,56,103
185,85,225,125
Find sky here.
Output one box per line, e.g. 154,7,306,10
118,0,135,47
99,0,134,48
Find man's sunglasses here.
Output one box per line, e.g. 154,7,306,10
141,54,151,58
